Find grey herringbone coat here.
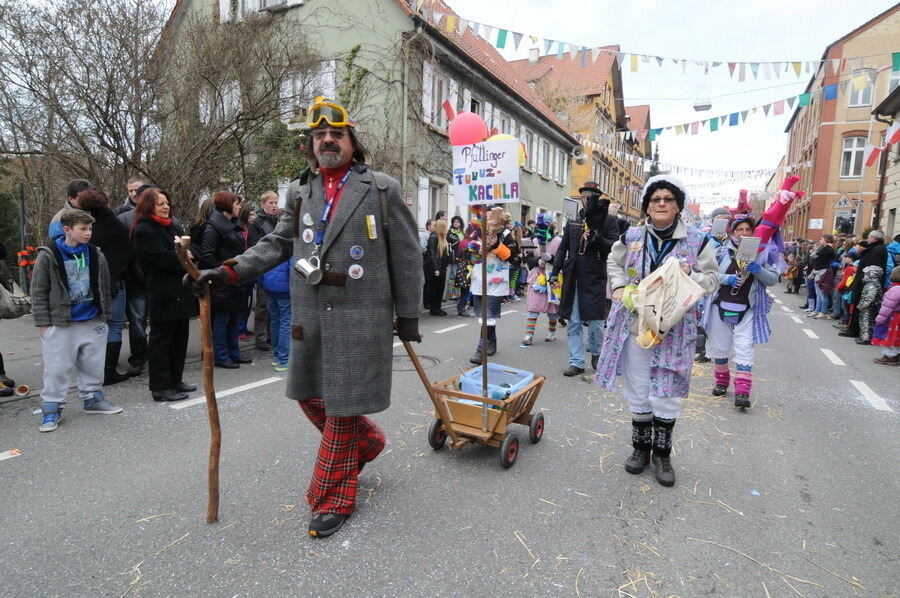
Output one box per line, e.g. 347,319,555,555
230,164,422,416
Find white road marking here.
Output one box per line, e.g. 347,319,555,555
435,323,467,334
0,449,22,462
501,309,519,316
849,380,892,412
802,328,819,339
820,349,845,366
393,341,403,347
790,316,802,324
780,305,792,312
169,377,283,410
774,298,783,304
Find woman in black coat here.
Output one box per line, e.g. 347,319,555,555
424,219,452,316
200,191,249,368
77,189,134,385
132,188,198,402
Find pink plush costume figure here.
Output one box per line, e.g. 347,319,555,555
726,189,753,218
754,176,804,271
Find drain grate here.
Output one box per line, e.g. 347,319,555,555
392,354,440,371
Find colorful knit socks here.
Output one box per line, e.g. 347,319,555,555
734,366,752,396
548,319,558,332
713,359,730,388
525,317,537,336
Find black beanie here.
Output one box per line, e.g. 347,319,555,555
642,180,685,214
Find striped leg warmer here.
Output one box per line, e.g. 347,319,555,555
713,359,730,388
734,368,752,396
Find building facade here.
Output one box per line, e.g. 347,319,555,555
873,86,900,239
782,5,900,239
164,0,579,230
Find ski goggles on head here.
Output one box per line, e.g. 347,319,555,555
305,97,355,128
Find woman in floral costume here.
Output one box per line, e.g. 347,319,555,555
594,175,719,487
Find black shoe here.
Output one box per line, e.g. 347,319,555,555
152,389,189,402
712,384,727,396
469,347,483,365
103,368,130,386
563,365,585,377
734,393,750,408
457,309,473,317
0,375,16,388
487,339,497,356
695,354,711,363
233,357,252,364
652,453,675,486
0,386,13,397
308,512,347,538
125,363,144,376
855,338,870,345
837,331,856,337
256,342,272,351
216,361,240,369
175,381,197,393
430,309,448,316
590,354,599,370
624,449,651,474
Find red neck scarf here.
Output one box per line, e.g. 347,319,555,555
149,214,172,227
319,162,352,221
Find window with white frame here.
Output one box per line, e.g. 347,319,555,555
558,148,567,185
848,69,874,107
498,112,510,135
890,69,900,94
428,182,445,220
541,140,551,176
279,60,336,124
522,127,534,169
199,80,241,124
840,136,865,177
421,61,456,131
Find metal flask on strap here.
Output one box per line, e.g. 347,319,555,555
294,255,324,285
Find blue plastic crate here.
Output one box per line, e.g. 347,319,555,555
458,363,534,404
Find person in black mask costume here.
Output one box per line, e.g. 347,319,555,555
551,181,621,376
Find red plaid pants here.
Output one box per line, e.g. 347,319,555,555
299,398,386,515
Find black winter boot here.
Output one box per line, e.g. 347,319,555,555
470,340,484,365
651,418,676,487
624,419,652,474
103,342,130,386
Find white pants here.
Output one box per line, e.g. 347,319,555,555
40,319,107,404
705,308,755,367
620,334,682,420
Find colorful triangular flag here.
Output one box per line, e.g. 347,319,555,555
495,29,507,49
512,32,523,50
773,100,784,115
792,62,802,77
728,62,737,77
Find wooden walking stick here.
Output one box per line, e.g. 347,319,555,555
174,236,221,523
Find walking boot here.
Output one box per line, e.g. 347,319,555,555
651,418,676,487
521,333,533,346
874,354,900,365
624,419,652,474
712,362,730,396
103,342,130,386
733,370,752,408
487,339,497,356
544,330,556,342
469,340,484,365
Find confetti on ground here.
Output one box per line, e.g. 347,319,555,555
805,558,865,589
118,560,145,598
154,532,190,556
135,513,174,523
687,538,823,587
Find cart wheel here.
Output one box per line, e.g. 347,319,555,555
529,412,545,444
428,419,447,450
500,434,519,469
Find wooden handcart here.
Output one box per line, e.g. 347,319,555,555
401,340,545,468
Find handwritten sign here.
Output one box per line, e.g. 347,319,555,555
452,138,521,207
735,236,761,262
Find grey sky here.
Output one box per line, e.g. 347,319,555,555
445,0,898,209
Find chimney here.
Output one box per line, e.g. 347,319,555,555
528,48,539,65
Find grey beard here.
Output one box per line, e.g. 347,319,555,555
316,152,349,169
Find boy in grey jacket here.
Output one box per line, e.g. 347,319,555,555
31,209,123,432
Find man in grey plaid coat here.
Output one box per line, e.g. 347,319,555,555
191,97,422,538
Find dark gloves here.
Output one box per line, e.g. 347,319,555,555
746,261,762,274
183,266,230,296
395,317,421,342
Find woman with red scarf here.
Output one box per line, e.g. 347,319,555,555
132,188,198,402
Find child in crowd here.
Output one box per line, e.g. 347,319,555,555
521,230,562,345
30,209,123,432
261,258,292,372
871,266,900,365
857,265,885,345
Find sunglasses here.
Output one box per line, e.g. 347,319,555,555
305,96,355,128
648,196,676,204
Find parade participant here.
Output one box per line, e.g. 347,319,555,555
31,209,123,432
551,181,620,376
188,97,422,538
703,214,779,408
871,266,900,364
444,215,465,307
856,264,884,345
469,207,519,364
594,175,719,486
424,219,452,316
521,230,562,345
843,232,889,340
132,189,199,402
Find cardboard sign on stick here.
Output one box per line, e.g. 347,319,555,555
453,138,521,206
735,236,761,263
711,218,729,238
